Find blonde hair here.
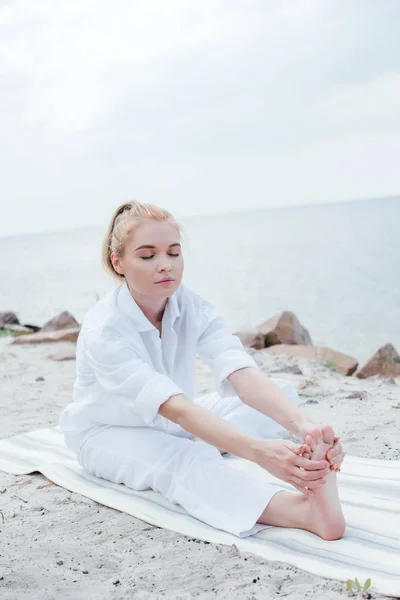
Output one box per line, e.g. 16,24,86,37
101,200,181,281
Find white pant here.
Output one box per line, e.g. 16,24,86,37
75,378,300,538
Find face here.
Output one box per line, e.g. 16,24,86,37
111,220,184,300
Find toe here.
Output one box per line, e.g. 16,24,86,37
305,434,315,451
321,425,335,445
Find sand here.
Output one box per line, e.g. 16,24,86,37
0,336,399,599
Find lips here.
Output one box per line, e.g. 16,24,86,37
155,278,174,284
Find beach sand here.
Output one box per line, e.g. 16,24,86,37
1,336,399,599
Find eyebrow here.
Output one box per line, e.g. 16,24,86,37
134,243,181,251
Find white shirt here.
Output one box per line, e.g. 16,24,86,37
59,281,257,446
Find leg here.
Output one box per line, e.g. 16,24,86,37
77,425,287,538
256,426,345,540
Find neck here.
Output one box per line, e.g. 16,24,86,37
126,281,167,327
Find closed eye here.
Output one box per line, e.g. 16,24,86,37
141,253,180,260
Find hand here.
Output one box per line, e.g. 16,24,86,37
297,422,345,472
253,439,330,497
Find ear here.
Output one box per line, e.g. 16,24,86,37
110,252,124,275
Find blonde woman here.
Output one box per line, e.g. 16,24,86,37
59,201,345,540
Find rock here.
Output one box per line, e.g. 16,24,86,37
263,344,358,376
356,343,400,379
40,311,80,333
257,311,312,347
234,329,264,350
10,327,80,345
22,324,41,332
346,391,368,400
298,379,314,389
48,351,76,361
0,311,19,326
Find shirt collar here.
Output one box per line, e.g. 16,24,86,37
115,280,181,333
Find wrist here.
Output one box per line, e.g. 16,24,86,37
250,439,273,466
287,414,314,437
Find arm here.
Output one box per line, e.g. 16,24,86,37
160,394,330,496
228,367,345,471
227,367,310,437
194,300,344,471
158,393,260,461
83,327,184,426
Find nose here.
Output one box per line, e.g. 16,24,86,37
157,258,172,273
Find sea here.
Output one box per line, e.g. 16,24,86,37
1,196,399,364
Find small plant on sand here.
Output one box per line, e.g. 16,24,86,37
346,577,372,598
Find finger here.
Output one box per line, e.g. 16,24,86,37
290,475,326,490
291,482,315,497
329,453,345,466
290,466,328,482
326,444,342,460
302,452,311,460
295,443,311,455
293,455,329,470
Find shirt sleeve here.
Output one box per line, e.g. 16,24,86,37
196,301,257,397
82,327,184,426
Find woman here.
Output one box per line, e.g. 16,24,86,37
59,201,345,540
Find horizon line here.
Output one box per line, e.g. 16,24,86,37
0,193,398,240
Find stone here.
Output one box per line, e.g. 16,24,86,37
22,324,41,332
48,351,76,361
257,311,312,347
40,311,80,333
263,344,358,376
234,329,264,350
298,379,314,389
356,343,400,379
10,327,80,345
0,311,19,326
346,391,368,400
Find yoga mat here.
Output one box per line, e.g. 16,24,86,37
0,426,399,597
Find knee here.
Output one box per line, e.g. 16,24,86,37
180,438,223,465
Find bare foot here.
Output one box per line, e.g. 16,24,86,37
305,425,346,540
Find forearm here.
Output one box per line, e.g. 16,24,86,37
158,393,260,461
227,368,312,436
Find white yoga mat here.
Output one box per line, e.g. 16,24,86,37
0,427,399,598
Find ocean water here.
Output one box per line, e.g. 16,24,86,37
1,197,399,364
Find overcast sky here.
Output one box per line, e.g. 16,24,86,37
1,0,399,237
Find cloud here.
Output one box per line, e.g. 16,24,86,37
0,0,399,235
